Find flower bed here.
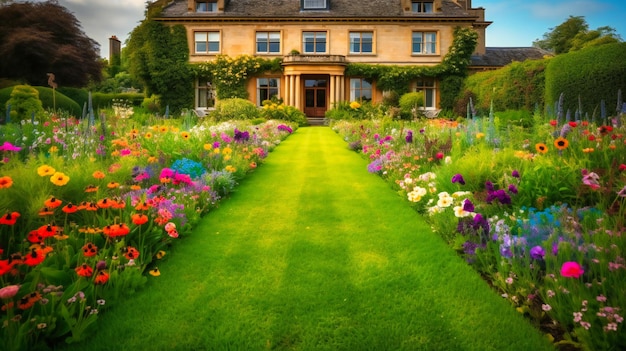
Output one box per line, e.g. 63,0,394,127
333,112,625,351
0,114,295,350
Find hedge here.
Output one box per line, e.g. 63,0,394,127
1,86,81,118
545,42,626,118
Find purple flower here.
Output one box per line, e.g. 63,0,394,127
529,246,545,260
212,141,220,148
451,174,465,185
508,184,518,194
405,130,413,143
233,128,250,143
511,170,520,178
462,199,474,212
485,181,494,192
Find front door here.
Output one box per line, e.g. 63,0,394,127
304,78,327,118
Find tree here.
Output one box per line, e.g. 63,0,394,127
533,16,622,54
0,1,102,87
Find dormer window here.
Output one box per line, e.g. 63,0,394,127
412,1,433,13
301,0,329,10
196,0,217,12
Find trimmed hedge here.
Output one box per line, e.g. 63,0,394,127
545,42,626,117
461,59,549,113
1,86,81,117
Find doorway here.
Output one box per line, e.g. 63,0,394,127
303,77,327,118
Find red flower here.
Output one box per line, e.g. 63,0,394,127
75,263,93,277
0,259,12,276
18,292,42,310
568,121,577,127
124,246,140,260
435,152,444,159
24,248,46,266
581,121,589,126
549,120,557,127
94,271,110,285
588,134,596,141
82,243,98,257
131,213,149,225
619,164,626,171
62,203,79,214
97,198,112,209
37,224,57,238
44,197,62,209
27,230,43,243
0,212,20,225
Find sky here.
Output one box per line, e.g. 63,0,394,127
26,0,626,59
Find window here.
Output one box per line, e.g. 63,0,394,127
412,1,433,13
302,0,328,10
257,78,280,106
256,32,281,54
349,32,373,54
412,31,437,54
350,78,372,102
196,1,217,12
195,31,220,54
302,32,327,53
197,79,215,108
414,78,436,109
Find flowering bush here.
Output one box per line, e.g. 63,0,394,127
0,113,296,350
333,108,626,351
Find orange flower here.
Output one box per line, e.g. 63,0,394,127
554,137,569,150
582,148,594,153
62,203,79,214
180,131,190,140
85,185,99,193
0,212,20,225
107,181,120,189
37,224,57,238
38,207,54,216
145,132,153,139
124,246,140,260
0,176,13,189
44,197,62,209
535,143,548,154
85,202,99,211
50,172,70,186
82,243,98,257
94,271,110,285
97,198,112,209
131,213,149,225
78,226,102,234
103,223,130,237
130,185,142,191
24,248,46,266
111,198,126,209
75,263,93,277
135,201,150,211
18,292,42,310
92,171,106,179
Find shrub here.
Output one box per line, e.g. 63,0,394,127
495,109,534,128
210,98,260,121
5,85,44,122
34,86,81,116
399,91,425,119
260,100,307,126
142,95,161,114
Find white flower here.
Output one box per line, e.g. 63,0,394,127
454,205,472,218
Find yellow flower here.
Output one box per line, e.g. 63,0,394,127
213,148,220,154
349,101,361,109
225,165,236,173
49,146,59,153
476,132,485,139
180,132,190,140
582,148,594,153
37,165,56,177
224,155,231,161
203,143,212,151
145,132,153,139
223,146,232,155
149,267,161,276
147,156,158,163
50,172,70,186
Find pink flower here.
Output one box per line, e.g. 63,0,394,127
0,142,21,152
0,285,20,299
560,261,584,278
167,229,179,238
164,222,176,232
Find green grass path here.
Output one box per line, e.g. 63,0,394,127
58,127,553,351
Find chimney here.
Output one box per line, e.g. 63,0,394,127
109,35,122,64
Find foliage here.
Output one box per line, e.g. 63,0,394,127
91,92,145,109
260,99,307,126
345,27,478,96
210,98,260,122
398,92,425,119
127,21,192,115
194,55,282,100
439,75,464,111
0,1,102,87
545,43,626,117
2,86,82,121
462,59,550,112
534,16,622,54
4,85,44,122
495,109,534,128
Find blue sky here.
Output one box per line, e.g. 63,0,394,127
27,0,626,58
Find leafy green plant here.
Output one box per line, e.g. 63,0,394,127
399,91,425,119
210,98,260,121
5,85,44,122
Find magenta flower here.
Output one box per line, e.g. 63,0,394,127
451,174,465,185
0,142,21,152
560,261,584,278
511,170,520,178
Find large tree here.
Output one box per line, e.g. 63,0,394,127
533,16,622,54
0,0,102,87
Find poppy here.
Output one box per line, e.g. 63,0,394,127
155,250,166,260
37,165,56,177
94,271,110,285
0,259,13,276
50,172,70,186
37,224,57,238
588,134,596,141
27,230,44,243
111,198,126,209
0,176,13,189
18,292,41,310
549,120,557,127
554,137,569,150
75,263,93,277
97,198,112,209
62,203,79,214
107,182,120,189
124,246,140,260
38,207,54,216
620,164,626,171
85,185,99,193
0,212,20,225
568,121,578,128
598,125,613,135
44,197,62,209
85,202,99,211
149,267,160,276
24,248,45,266
535,143,548,154
82,243,98,257
131,213,149,225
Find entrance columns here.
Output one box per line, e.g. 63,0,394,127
295,75,301,110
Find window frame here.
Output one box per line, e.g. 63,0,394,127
256,31,281,55
413,78,437,110
349,78,373,102
257,77,280,106
194,31,221,54
411,1,434,13
411,31,437,55
348,31,374,55
195,0,218,12
301,0,329,10
302,31,327,54
196,79,216,108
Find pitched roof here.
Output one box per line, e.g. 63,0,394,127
159,0,476,19
470,47,553,67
